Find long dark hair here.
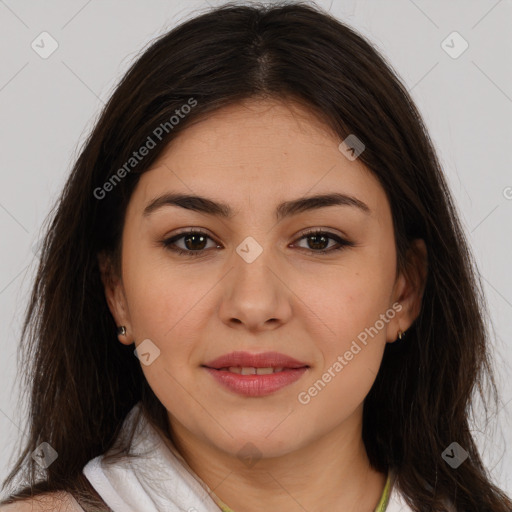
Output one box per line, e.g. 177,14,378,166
1,2,510,511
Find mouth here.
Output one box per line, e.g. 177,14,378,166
202,352,310,397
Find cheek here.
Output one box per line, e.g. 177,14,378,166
291,248,396,406
122,261,209,414
294,253,396,343
294,270,391,421
121,246,203,354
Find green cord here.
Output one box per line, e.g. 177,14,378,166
374,472,392,512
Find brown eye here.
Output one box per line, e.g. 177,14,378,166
293,230,355,254
162,230,219,257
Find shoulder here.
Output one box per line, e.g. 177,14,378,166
0,491,85,512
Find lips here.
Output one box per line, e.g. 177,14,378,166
203,351,309,370
202,351,309,397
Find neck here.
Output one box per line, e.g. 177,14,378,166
165,405,387,512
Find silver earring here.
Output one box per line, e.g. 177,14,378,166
117,326,127,336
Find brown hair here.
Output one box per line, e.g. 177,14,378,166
1,2,510,511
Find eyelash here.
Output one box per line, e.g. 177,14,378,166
161,228,355,257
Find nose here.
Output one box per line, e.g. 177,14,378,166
218,248,293,333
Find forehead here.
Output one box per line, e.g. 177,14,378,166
161,98,343,170
129,98,390,223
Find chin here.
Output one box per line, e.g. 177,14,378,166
218,436,299,463
206,424,309,461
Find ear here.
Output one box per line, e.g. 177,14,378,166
386,238,428,343
97,251,132,345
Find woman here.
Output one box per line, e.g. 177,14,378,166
1,2,510,511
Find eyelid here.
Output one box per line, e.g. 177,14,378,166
297,226,348,239
166,227,216,240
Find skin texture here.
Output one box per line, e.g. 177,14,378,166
100,98,427,512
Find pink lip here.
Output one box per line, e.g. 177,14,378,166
202,351,309,397
203,351,308,369
204,367,308,397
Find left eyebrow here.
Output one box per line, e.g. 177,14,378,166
143,192,372,220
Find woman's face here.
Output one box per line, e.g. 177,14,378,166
103,98,423,460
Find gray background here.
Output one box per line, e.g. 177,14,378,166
0,0,511,497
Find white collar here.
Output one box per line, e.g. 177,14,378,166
83,401,413,512
83,402,223,512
